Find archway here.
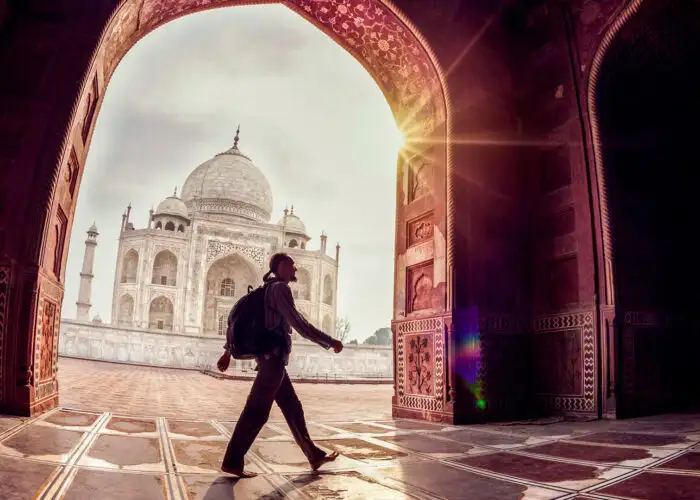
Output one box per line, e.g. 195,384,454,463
148,296,174,331
151,250,178,286
291,267,311,301
323,274,333,305
120,248,139,283
203,254,259,334
117,294,135,325
590,0,700,417
0,0,451,420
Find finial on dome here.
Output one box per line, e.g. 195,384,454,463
283,206,289,217
290,205,295,215
234,125,240,149
173,186,178,197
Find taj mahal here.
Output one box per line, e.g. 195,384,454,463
58,129,392,379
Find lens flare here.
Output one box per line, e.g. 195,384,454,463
455,306,486,410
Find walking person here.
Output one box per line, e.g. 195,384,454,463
217,252,344,478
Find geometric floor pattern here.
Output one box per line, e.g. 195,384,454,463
2,407,700,499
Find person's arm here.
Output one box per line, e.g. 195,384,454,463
223,307,236,354
270,282,335,349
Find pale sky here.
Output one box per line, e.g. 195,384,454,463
62,4,400,342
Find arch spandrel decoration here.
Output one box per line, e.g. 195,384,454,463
102,0,447,135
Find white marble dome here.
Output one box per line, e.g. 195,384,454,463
279,212,307,235
180,134,273,223
155,195,188,219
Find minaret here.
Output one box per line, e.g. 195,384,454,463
281,206,289,247
320,231,327,254
335,243,340,266
76,223,99,321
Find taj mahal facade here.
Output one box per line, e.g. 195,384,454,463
58,130,392,379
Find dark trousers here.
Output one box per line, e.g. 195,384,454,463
222,354,327,470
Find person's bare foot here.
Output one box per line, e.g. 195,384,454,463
221,466,258,478
310,451,339,471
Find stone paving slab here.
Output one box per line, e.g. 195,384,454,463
2,406,700,499
0,359,695,499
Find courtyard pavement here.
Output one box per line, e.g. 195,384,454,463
0,358,699,499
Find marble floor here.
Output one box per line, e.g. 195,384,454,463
1,359,699,499
1,407,700,499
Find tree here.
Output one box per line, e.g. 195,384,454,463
348,339,358,345
363,327,392,346
335,317,351,342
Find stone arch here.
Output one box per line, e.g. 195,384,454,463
120,248,139,283
148,296,173,331
291,267,311,301
152,249,178,286
177,224,185,232
4,0,455,419
322,314,333,335
164,221,175,231
288,239,298,248
588,0,700,417
323,274,333,305
155,221,163,229
203,253,259,333
118,294,135,325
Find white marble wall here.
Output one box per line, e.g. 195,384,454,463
58,319,393,379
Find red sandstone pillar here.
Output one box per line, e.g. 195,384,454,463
0,263,62,416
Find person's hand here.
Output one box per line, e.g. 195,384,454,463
332,340,344,354
217,351,231,372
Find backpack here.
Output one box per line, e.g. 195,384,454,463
226,283,275,359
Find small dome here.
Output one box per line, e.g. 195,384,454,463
87,222,98,234
278,209,307,236
156,195,189,219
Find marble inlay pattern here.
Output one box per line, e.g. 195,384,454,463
1,407,700,499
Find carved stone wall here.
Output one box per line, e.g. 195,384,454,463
393,316,448,422
6,0,689,423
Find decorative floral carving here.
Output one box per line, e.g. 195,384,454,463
102,0,141,81
393,315,445,412
533,311,596,413
405,333,433,396
408,213,433,246
116,0,444,135
206,240,265,268
39,299,57,382
187,198,269,222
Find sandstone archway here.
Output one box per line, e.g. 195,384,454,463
588,0,700,418
0,0,451,419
